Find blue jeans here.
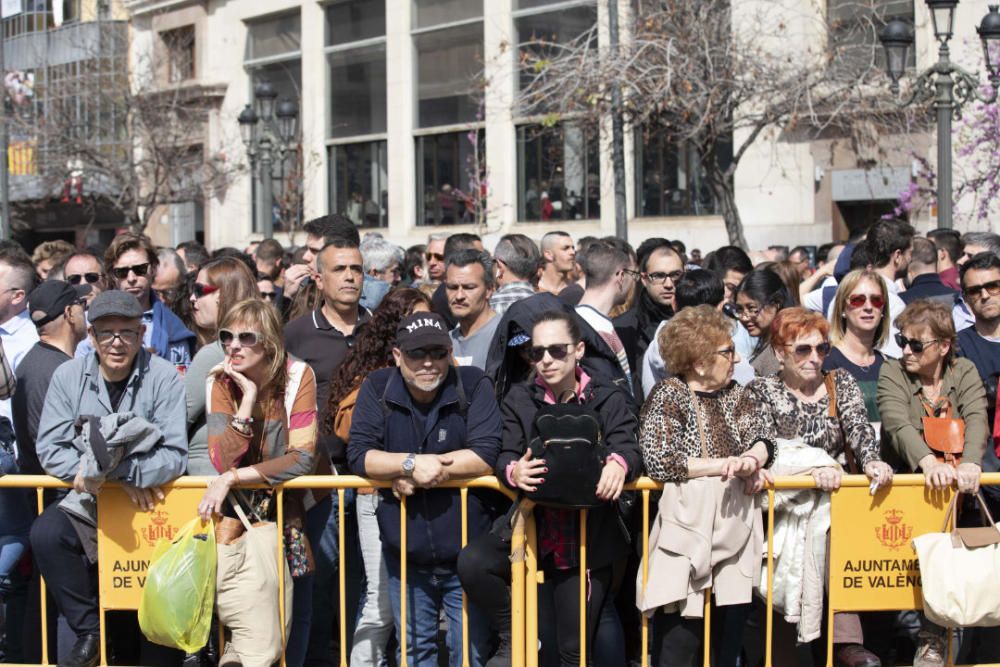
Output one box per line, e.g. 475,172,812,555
307,489,362,663
286,495,332,667
385,553,489,667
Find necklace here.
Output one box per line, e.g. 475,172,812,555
839,345,876,372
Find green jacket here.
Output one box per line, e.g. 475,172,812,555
876,357,988,471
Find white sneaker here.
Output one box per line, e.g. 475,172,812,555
913,632,946,667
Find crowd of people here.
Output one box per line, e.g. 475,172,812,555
0,217,999,667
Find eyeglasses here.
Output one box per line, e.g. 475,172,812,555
621,269,642,282
94,329,140,346
895,333,941,354
219,329,262,348
404,347,450,361
786,342,832,359
528,343,574,362
847,294,885,310
425,252,445,263
66,272,103,286
731,303,763,319
259,291,276,301
645,270,684,284
192,282,219,298
111,263,150,280
712,346,736,360
964,279,1000,299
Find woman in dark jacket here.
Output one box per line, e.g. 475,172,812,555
459,309,640,667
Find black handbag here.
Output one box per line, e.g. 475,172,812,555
524,392,608,509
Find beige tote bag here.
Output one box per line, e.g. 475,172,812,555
216,496,293,667
913,492,1000,628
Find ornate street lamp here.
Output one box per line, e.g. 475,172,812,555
238,80,298,239
879,1,1000,229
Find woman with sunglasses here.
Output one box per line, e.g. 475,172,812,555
876,300,988,666
184,257,259,476
825,269,891,424
749,308,891,661
323,287,431,667
197,299,325,667
731,269,795,377
468,310,640,666
638,305,772,667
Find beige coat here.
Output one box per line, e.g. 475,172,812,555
637,476,762,618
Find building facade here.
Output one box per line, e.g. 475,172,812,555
122,0,992,253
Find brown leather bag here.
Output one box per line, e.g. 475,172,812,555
922,399,965,465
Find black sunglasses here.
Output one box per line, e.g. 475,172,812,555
111,263,151,280
964,279,1000,299
404,347,450,361
219,329,261,348
66,272,102,286
786,342,832,359
528,343,574,362
895,333,940,354
259,291,276,301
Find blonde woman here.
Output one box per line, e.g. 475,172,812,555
824,269,890,423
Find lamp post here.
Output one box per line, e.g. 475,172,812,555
879,2,1000,229
237,80,299,239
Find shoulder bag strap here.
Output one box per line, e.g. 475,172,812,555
825,371,860,474
688,385,709,458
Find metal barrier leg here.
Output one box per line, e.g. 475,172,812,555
766,489,775,667
460,487,469,667
526,516,539,667
510,505,527,667
641,489,650,667
36,488,50,666
277,488,286,667
338,489,347,667
703,589,711,667
400,495,408,665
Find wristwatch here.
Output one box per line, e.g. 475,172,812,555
402,453,416,478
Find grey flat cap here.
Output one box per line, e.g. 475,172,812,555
88,289,144,321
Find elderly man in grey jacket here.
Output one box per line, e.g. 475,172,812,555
29,290,187,667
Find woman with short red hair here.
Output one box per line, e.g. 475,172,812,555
749,307,892,664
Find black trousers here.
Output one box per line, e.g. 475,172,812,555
29,503,99,637
654,603,750,667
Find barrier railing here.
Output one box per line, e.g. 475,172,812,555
3,473,1000,667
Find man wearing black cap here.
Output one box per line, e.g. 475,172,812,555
12,281,90,477
30,290,187,667
347,312,501,667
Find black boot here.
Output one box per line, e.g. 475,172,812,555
486,608,513,667
58,634,100,667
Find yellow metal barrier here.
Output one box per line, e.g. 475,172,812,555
4,473,1000,666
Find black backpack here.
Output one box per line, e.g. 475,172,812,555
525,394,608,509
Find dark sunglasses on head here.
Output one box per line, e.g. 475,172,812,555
425,252,445,262
111,263,150,280
192,282,220,298
66,272,102,286
219,329,261,348
786,342,832,359
847,294,885,310
895,333,940,354
528,343,574,362
405,347,450,361
964,279,1000,299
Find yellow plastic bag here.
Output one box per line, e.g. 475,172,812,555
138,517,216,653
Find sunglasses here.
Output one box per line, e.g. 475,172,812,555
964,279,1000,299
528,343,574,362
219,329,262,348
425,252,445,262
895,333,940,354
404,347,450,361
847,294,885,310
66,272,103,286
192,282,220,298
259,291,276,301
786,342,832,359
111,263,151,280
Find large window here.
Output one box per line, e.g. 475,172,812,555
325,1,387,228
413,2,482,128
828,0,914,74
245,12,302,232
162,25,195,83
517,123,598,222
330,141,388,228
417,130,485,226
514,1,596,97
634,129,731,217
